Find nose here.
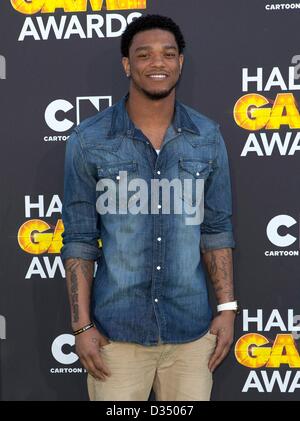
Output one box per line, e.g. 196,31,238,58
150,53,165,67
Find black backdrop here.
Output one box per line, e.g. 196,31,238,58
0,0,300,401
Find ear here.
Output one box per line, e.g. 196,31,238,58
179,54,184,74
122,57,131,77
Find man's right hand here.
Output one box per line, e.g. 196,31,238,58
75,327,112,381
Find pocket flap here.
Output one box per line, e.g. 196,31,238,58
97,161,138,178
179,159,210,177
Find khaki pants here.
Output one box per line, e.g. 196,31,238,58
87,331,217,401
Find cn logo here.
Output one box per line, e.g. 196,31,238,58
51,334,78,364
45,96,112,132
267,215,298,247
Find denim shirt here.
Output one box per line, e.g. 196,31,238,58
61,95,235,345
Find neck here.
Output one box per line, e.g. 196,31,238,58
126,86,176,129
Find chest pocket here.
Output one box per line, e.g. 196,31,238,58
178,159,211,206
97,161,138,213
87,136,123,152
97,161,138,179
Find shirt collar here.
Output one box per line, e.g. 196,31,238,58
108,94,200,137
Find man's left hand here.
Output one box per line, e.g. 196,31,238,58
208,311,235,372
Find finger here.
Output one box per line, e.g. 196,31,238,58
210,350,229,372
208,348,222,372
88,363,107,381
209,345,231,372
208,340,226,371
81,356,108,381
93,353,111,377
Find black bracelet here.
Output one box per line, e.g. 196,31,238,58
73,322,94,336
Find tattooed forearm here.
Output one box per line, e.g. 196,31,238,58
65,258,94,326
202,248,234,303
70,270,79,323
65,259,93,282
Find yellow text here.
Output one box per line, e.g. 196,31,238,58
11,0,146,14
233,93,300,131
235,333,300,368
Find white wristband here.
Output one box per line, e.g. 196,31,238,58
217,301,238,312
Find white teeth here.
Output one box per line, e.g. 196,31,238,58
149,75,167,79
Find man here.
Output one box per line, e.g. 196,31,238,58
61,14,237,401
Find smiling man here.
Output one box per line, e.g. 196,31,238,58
61,14,237,401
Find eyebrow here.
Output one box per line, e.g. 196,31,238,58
134,45,178,52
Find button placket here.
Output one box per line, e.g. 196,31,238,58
150,142,167,342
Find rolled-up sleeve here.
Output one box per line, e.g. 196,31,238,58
200,126,235,252
61,129,101,262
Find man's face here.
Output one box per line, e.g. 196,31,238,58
123,29,184,100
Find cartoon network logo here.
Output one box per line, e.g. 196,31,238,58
50,333,86,374
44,96,112,139
265,215,299,257
11,0,146,41
51,334,78,364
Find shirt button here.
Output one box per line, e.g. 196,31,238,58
116,175,120,180
157,170,161,175
196,172,200,176
157,204,162,209
157,237,162,242
154,298,159,303
156,266,161,270
177,128,182,133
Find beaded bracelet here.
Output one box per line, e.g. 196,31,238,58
73,322,94,336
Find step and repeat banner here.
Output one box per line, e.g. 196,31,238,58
0,0,300,401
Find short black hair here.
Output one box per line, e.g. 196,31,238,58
121,14,185,57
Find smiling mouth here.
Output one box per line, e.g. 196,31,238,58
147,74,168,80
